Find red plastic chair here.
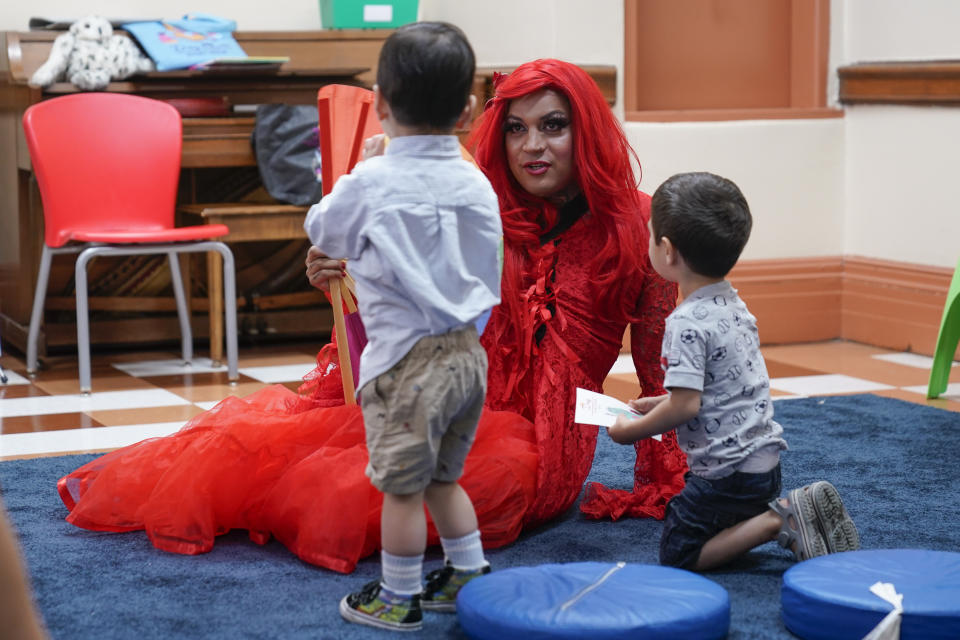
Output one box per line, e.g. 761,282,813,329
22,93,239,393
317,84,383,198
316,84,382,403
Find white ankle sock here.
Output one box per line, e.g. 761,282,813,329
440,530,486,571
381,550,423,596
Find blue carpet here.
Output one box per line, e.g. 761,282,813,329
2,394,959,639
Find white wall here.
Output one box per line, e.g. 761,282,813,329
841,0,960,268
844,106,960,267
628,119,846,260
0,2,324,31
844,0,960,62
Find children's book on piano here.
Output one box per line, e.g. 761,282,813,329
124,14,250,72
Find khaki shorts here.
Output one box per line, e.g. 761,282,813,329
360,326,487,495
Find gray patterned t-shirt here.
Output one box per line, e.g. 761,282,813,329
662,280,787,479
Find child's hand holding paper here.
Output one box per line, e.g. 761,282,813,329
574,388,661,441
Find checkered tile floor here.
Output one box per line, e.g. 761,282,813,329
2,340,959,460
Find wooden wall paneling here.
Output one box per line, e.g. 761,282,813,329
724,255,955,357
789,0,830,107
624,0,837,121
729,257,843,344
839,61,960,105
841,256,954,355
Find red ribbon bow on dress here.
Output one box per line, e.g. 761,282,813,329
501,244,581,402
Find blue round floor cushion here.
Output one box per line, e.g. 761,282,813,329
457,561,729,640
782,549,960,640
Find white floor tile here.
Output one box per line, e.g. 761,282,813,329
607,354,635,375
901,382,960,398
194,401,222,411
0,370,30,386
239,364,311,383
769,374,894,396
112,358,227,377
0,422,185,457
0,389,190,418
871,352,947,369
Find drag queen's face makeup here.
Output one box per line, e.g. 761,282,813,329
503,88,575,202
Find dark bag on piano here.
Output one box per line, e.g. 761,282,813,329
252,104,324,207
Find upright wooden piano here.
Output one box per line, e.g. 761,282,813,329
0,29,391,359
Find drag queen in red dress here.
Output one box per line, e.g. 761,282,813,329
57,60,687,574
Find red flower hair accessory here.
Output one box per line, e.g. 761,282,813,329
484,71,510,111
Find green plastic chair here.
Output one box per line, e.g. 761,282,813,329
927,256,960,398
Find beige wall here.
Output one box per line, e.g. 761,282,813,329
0,2,324,31
3,0,957,268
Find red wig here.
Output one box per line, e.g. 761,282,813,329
468,59,649,328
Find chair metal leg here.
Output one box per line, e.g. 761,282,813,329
0,334,8,384
64,242,236,393
75,248,98,394
26,245,54,374
213,242,239,382
168,252,193,365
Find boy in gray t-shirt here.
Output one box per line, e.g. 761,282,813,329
608,172,860,571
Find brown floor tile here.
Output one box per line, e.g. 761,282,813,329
770,389,800,397
603,373,641,403
139,371,257,389
764,361,823,378
765,340,945,387
0,412,105,434
25,354,159,394
32,373,157,396
237,353,319,367
825,359,932,387
0,385,50,399
86,404,206,427
163,380,272,403
763,340,884,369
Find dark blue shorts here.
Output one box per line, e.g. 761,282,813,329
659,464,782,569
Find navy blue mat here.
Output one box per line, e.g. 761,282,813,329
2,394,959,639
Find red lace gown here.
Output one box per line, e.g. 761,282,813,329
57,204,686,574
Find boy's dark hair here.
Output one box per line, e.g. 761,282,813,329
650,172,752,278
376,21,475,130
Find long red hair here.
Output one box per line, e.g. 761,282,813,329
468,59,649,328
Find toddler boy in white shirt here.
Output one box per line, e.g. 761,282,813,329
303,21,499,633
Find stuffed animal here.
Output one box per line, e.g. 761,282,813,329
29,16,155,91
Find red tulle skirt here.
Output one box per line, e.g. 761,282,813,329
58,384,538,573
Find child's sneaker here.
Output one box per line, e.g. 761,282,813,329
339,579,422,632
421,563,491,612
769,481,859,562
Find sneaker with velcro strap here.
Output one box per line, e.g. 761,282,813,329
339,579,422,632
421,563,491,612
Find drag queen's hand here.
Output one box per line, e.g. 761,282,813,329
305,245,344,292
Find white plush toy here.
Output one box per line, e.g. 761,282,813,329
29,16,155,91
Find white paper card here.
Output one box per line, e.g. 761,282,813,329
574,388,661,440
364,5,394,22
